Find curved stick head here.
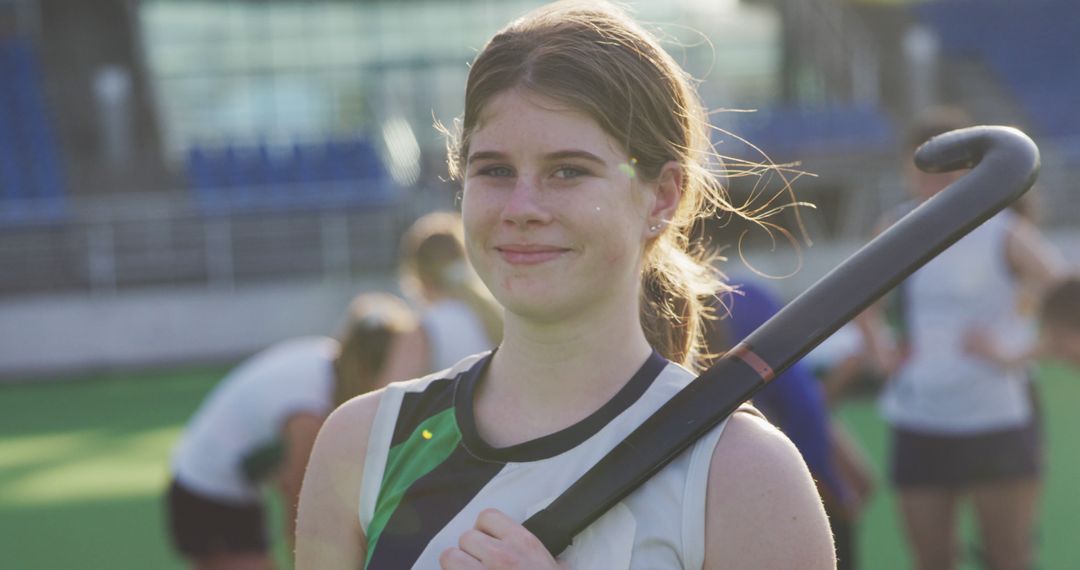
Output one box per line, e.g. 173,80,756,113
914,125,1039,174
913,125,1040,205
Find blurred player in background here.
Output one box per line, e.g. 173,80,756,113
375,211,503,387
165,292,416,570
862,108,1065,570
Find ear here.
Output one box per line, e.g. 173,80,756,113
645,160,683,237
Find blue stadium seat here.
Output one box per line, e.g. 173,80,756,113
915,0,1080,141
186,137,396,214
0,38,68,226
722,105,896,161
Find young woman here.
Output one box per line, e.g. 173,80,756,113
166,293,416,570
296,3,834,568
863,108,1065,570
375,211,503,388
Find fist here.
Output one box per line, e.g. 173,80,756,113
439,509,568,570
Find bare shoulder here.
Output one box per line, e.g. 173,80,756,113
703,412,836,569
305,389,386,494
324,389,385,444
295,389,385,569
710,411,811,484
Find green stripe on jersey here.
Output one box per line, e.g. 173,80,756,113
365,407,461,567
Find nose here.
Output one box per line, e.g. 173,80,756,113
502,175,553,227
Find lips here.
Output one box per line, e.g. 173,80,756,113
495,244,570,265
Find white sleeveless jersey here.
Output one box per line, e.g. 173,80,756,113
172,337,337,502
421,299,496,371
880,210,1034,433
358,351,731,569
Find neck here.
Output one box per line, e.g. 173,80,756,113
474,297,655,447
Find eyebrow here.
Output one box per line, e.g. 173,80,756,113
466,149,609,167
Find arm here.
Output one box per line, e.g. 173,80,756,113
1005,217,1065,294
276,411,325,548
828,419,876,518
963,218,1064,369
849,212,907,378
375,325,430,388
704,412,836,570
753,364,849,512
963,327,1049,370
853,306,901,378
295,391,382,569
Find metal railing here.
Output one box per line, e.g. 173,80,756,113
0,185,454,297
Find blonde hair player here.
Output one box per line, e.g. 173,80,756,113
374,211,503,388
297,2,834,568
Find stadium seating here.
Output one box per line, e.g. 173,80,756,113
915,0,1080,141
0,38,68,226
721,105,897,161
186,138,396,215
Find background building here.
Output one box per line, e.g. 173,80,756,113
1,0,1077,376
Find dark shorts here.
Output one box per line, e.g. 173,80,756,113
890,416,1043,488
165,478,268,558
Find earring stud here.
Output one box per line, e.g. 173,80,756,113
650,223,661,232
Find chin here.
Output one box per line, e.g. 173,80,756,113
499,291,580,323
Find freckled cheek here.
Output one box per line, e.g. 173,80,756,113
462,191,504,229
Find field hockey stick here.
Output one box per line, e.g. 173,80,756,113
523,125,1041,555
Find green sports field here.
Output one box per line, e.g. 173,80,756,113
1,364,1077,569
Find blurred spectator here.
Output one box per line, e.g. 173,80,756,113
165,292,416,570
861,107,1066,570
707,280,874,570
375,211,503,386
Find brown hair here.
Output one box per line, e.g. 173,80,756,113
333,293,417,406
905,106,974,151
1040,276,1080,330
441,0,753,368
400,211,504,346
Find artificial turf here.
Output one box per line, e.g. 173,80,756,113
0,363,1076,569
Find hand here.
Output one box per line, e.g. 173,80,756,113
440,508,568,570
963,327,1008,368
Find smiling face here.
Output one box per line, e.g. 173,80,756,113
460,90,664,325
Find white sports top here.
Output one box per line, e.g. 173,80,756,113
421,298,496,370
358,351,731,570
880,210,1034,433
171,337,337,503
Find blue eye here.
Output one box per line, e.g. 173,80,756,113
554,166,587,179
480,166,514,177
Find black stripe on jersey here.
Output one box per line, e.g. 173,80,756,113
366,443,505,569
389,356,490,448
456,350,667,463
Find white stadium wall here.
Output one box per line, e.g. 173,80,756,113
1,230,1077,382
0,274,397,381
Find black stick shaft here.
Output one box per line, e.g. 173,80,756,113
524,126,1040,555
